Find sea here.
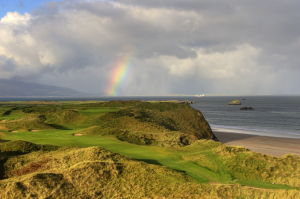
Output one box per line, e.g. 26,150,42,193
1,95,299,139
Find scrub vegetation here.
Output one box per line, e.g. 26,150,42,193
0,100,299,198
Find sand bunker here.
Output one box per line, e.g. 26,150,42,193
73,133,83,136
31,130,38,132
11,131,18,133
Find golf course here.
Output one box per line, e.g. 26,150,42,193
0,100,299,198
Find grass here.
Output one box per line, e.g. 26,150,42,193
0,100,300,198
0,107,27,121
237,180,300,190
2,130,300,190
1,140,300,198
3,130,210,183
77,107,120,116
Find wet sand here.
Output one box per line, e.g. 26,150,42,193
213,131,300,157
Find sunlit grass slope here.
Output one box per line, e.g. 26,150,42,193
1,140,300,199
2,127,300,190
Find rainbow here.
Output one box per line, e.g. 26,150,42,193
106,52,134,96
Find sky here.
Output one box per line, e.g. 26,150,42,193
0,0,299,95
0,0,61,17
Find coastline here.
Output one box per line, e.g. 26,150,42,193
213,127,300,157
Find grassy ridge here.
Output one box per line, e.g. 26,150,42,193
97,102,216,146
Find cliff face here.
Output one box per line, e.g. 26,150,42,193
195,110,218,141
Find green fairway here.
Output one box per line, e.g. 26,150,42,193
3,130,210,183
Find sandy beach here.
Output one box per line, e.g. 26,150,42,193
213,129,300,157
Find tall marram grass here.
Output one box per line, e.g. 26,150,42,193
0,115,53,131
178,140,300,188
214,145,300,187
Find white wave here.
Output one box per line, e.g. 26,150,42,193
211,124,300,139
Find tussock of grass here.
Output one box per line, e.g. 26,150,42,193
0,140,59,180
42,109,82,125
0,115,53,131
178,141,300,188
20,106,83,124
0,140,59,155
214,145,300,187
179,139,222,151
76,126,123,136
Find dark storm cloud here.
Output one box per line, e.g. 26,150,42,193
0,0,299,94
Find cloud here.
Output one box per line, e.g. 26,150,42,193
0,0,299,94
17,0,25,9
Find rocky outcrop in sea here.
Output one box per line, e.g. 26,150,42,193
240,107,254,110
229,100,241,105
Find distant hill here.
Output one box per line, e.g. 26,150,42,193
0,79,90,97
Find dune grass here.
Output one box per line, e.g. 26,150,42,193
237,180,299,190
2,142,299,199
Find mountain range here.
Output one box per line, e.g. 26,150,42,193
0,79,92,97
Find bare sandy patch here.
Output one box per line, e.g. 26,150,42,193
73,133,83,136
11,131,18,133
31,130,38,132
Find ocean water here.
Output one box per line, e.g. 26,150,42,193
1,95,299,138
189,96,300,138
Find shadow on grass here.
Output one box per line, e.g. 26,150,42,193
0,157,7,180
0,151,25,180
136,159,162,166
137,159,188,175
48,124,71,130
0,139,10,143
174,169,187,175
